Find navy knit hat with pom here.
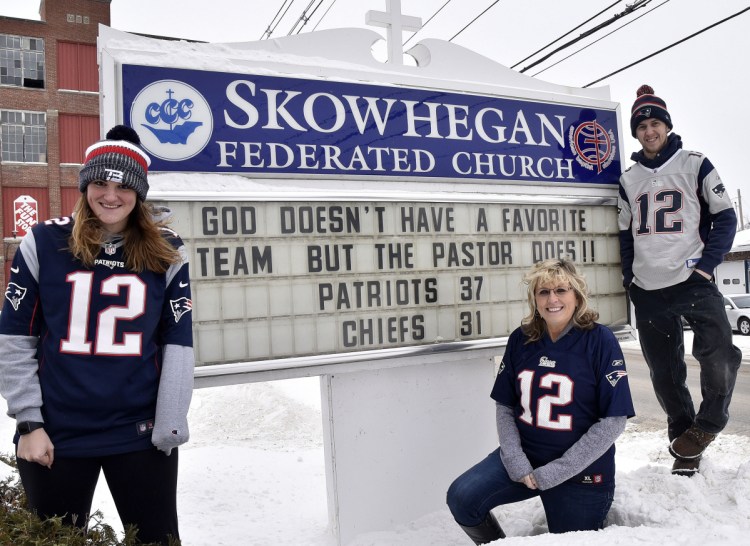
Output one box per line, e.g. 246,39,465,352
630,84,673,137
79,125,151,201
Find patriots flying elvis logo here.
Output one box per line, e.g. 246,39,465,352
4,282,27,311
606,370,628,387
170,297,193,323
712,182,727,199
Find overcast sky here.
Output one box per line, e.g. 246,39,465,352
4,0,750,224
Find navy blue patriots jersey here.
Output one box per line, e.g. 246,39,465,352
491,324,634,485
0,216,192,457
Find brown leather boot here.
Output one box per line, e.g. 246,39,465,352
672,457,701,477
669,425,716,460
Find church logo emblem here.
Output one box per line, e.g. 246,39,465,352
569,120,616,174
130,80,213,162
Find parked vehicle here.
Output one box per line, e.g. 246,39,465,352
724,294,750,336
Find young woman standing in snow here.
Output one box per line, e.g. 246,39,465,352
0,125,194,545
447,259,634,543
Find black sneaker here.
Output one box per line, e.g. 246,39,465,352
669,425,716,460
672,457,701,477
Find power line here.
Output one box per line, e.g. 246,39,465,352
260,0,299,40
518,0,653,73
302,0,328,33
288,0,327,35
448,0,503,43
584,6,750,87
530,0,671,78
287,0,316,35
311,0,339,32
403,0,453,47
511,0,621,70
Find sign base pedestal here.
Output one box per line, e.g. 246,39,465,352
321,348,499,545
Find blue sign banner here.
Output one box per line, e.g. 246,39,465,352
122,64,620,185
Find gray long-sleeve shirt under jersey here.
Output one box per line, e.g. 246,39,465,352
496,403,626,491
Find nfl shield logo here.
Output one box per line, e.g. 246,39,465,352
105,243,116,255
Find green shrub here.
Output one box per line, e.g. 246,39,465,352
1,454,178,545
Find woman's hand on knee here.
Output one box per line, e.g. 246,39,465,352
17,429,55,468
520,473,538,490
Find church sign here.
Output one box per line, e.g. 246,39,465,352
98,19,626,367
123,65,619,185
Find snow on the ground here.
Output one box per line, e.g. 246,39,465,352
1,332,749,546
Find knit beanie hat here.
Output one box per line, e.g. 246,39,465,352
630,84,673,137
79,125,151,201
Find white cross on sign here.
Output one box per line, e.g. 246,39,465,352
365,0,423,65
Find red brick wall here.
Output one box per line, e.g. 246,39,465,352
0,0,111,288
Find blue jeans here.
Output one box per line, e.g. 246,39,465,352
629,273,742,440
446,448,615,533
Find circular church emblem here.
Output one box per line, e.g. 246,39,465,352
568,120,616,174
130,80,213,161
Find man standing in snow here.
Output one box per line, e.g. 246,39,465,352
617,84,742,476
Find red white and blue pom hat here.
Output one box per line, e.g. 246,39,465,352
78,125,151,201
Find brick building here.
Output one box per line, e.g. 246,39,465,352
0,0,111,289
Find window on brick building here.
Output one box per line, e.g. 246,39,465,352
1,110,47,163
0,33,45,88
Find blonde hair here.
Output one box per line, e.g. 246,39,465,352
521,258,598,343
69,196,180,273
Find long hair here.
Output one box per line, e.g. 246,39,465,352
69,196,180,273
520,258,598,343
